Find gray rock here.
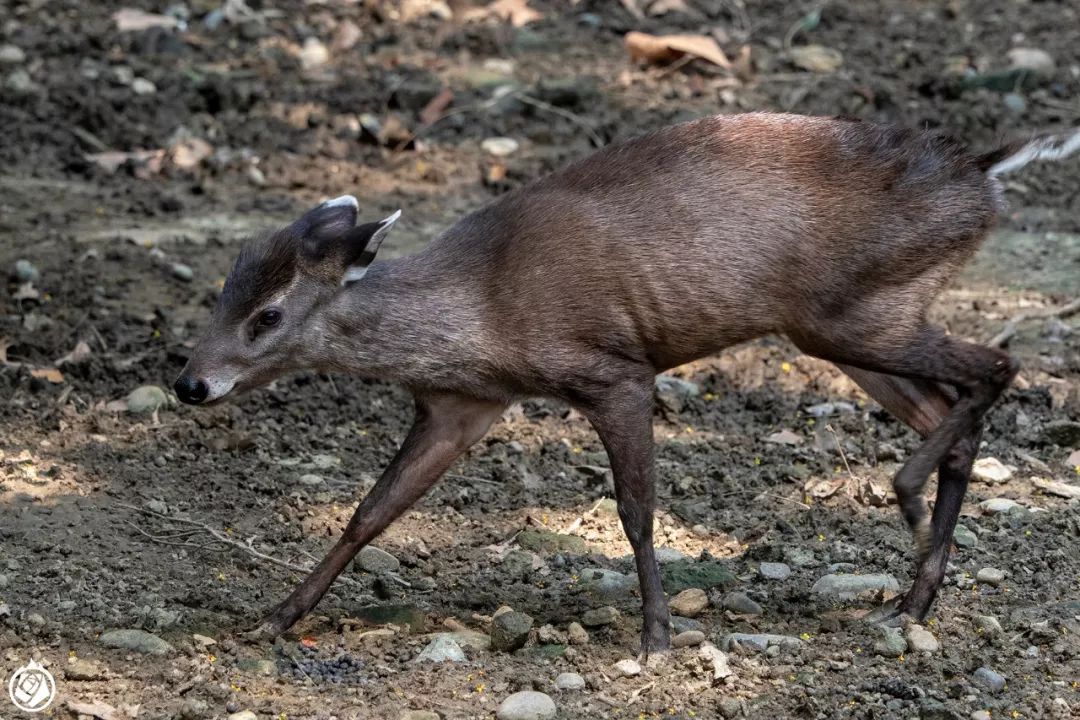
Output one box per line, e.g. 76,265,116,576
655,546,689,564
554,672,585,691
972,666,1006,693
721,632,803,653
502,549,536,578
132,77,157,95
227,712,258,720
496,691,557,720
1003,92,1027,113
578,565,635,600
972,457,1012,483
980,497,1022,514
719,697,742,718
811,573,899,599
783,546,817,568
976,567,1005,586
415,634,465,663
170,262,194,281
1006,47,1055,77
566,622,588,645
12,259,39,282
874,626,907,657
1042,420,1080,446
0,44,26,65
672,630,705,648
355,545,401,573
971,711,992,720
491,611,533,652
721,591,763,615
99,629,173,655
5,68,36,95
670,615,704,634
612,658,641,677
668,588,708,617
759,562,792,581
953,524,978,548
581,606,619,627
127,385,170,414
905,624,940,653
181,698,208,720
973,615,1002,637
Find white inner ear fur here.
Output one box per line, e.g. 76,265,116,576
341,209,402,287
322,195,359,210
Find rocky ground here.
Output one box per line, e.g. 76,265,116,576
1,1,1079,719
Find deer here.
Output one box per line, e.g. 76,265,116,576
173,112,1080,654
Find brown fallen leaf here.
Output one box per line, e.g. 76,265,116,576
57,340,92,366
30,367,65,384
804,475,846,500
419,87,454,126
67,699,123,720
625,31,732,69
466,0,543,27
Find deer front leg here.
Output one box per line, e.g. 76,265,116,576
250,392,505,639
582,377,671,656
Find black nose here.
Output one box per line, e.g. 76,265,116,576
174,375,209,405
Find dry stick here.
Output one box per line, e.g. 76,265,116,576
117,503,364,588
988,297,1080,348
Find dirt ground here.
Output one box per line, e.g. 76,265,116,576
1,1,1079,719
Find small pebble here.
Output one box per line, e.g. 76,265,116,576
971,711,991,720
132,77,157,95
721,591,762,615
566,622,589,645
0,44,26,65
355,545,400,573
974,615,1002,636
481,137,520,157
976,567,1005,586
759,562,791,581
496,691,556,720
672,630,705,648
972,457,1012,483
554,672,585,691
668,588,708,617
953,524,978,548
972,666,1006,693
12,258,39,282
612,658,641,677
170,262,194,281
905,624,940,653
979,497,1021,514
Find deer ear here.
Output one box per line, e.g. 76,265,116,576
341,210,401,285
295,195,359,256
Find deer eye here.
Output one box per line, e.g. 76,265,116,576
257,308,282,328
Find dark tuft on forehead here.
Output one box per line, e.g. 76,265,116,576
219,230,299,321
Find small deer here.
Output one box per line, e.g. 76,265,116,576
175,113,1079,653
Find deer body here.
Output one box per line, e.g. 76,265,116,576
175,112,1079,653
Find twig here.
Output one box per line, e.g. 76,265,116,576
988,297,1080,348
515,93,606,148
117,503,363,588
825,424,857,480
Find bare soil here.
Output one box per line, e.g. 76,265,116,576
1,2,1078,719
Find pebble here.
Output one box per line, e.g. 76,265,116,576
496,691,556,720
789,44,843,73
415,634,465,663
811,573,899,599
66,659,105,680
99,629,173,655
765,429,803,445
227,712,257,720
973,615,1002,637
672,630,705,648
12,258,39,282
972,666,1006,693
1003,92,1027,113
1006,47,1055,77
668,588,708,617
612,658,641,677
905,624,940,653
481,137,520,157
566,622,589,645
759,562,791,581
953,524,978,548
721,633,803,653
491,611,533,652
170,262,194,281
554,671,585,691
655,546,689,564
980,497,1021,514
783,546,817,568
356,545,401,573
0,44,26,65
298,473,324,487
976,567,1005,586
132,77,157,95
971,711,992,720
874,626,907,657
6,68,36,95
722,591,763,615
581,606,619,627
972,457,1012,483
127,385,170,413
28,612,46,628
0,574,7,589
300,37,329,70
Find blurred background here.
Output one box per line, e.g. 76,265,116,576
1,2,1078,719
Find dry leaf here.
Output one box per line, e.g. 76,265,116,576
788,44,843,73
466,0,543,27
857,478,891,507
30,367,65,384
804,475,846,500
57,340,93,366
67,700,123,720
625,31,732,69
